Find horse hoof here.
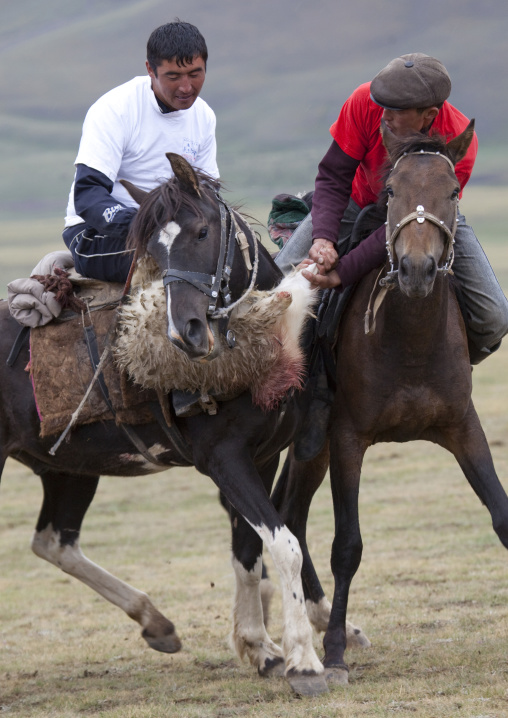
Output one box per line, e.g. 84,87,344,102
286,670,329,696
258,655,285,678
324,665,349,686
142,626,182,653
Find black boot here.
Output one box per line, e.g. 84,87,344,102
293,348,334,462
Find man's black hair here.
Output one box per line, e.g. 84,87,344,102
147,20,208,74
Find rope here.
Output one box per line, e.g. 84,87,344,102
32,268,87,314
210,221,260,319
48,343,111,455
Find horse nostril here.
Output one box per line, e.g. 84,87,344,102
425,256,437,283
184,319,207,347
399,256,409,283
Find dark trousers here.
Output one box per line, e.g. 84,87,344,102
63,224,135,283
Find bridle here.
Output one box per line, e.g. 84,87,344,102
382,150,459,286
161,192,258,326
365,149,459,335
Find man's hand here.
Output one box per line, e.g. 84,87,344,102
298,258,342,290
309,238,338,274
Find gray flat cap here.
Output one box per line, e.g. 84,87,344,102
370,53,451,110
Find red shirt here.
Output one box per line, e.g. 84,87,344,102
330,82,478,208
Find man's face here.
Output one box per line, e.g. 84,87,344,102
146,55,206,111
382,107,437,136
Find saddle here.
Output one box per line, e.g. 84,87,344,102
28,280,158,439
318,203,387,344
21,262,315,452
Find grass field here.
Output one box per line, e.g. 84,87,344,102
1,190,508,716
1,349,508,717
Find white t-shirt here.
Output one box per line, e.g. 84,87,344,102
65,76,218,227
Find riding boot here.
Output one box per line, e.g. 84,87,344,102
172,389,218,417
293,349,334,462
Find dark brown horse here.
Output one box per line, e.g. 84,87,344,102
0,154,369,696
273,120,508,684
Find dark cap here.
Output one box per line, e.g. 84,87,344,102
370,53,451,110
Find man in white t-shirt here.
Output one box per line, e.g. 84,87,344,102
63,21,219,282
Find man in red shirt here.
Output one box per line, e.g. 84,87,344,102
276,53,508,363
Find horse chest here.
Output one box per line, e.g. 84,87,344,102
344,373,470,441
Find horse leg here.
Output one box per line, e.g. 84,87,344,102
272,445,370,648
229,507,286,678
198,446,328,696
31,468,181,653
434,406,508,548
322,431,367,685
220,490,275,627
271,447,328,623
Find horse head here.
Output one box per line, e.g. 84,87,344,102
122,154,281,361
381,119,475,298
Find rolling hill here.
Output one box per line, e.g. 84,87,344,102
1,0,507,224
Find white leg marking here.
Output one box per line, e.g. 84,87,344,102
255,524,323,676
230,555,284,674
306,596,332,634
31,525,164,629
306,593,371,647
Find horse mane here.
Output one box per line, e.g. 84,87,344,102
388,131,450,160
126,170,222,256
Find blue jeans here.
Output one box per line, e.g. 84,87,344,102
275,200,508,355
275,199,362,275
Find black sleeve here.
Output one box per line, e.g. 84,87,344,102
73,164,137,240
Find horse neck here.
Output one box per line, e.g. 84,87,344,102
229,219,283,295
382,274,451,356
255,243,283,290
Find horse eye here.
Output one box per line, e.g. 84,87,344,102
198,226,208,240
387,187,394,198
451,188,459,200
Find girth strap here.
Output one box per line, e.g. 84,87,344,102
6,325,30,367
148,401,194,465
83,324,188,468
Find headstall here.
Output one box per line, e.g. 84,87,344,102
382,150,459,286
162,193,257,320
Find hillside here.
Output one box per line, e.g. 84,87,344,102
1,0,507,223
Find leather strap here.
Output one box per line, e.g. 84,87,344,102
83,323,171,468
6,325,30,367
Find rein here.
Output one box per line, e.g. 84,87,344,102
382,150,458,286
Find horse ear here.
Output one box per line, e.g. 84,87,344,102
166,153,202,197
380,119,399,161
119,179,149,205
446,119,475,166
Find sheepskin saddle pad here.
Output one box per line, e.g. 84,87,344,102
29,305,158,438
114,266,319,412
29,264,318,437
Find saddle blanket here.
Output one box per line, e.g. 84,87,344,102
29,306,157,438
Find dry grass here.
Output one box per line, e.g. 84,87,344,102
1,201,508,716
1,345,508,717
